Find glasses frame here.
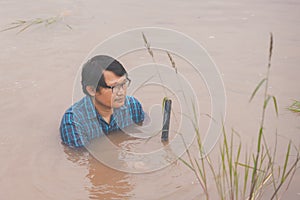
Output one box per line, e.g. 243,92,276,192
102,77,131,93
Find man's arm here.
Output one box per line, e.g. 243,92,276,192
60,111,86,148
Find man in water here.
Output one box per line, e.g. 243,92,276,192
60,55,145,147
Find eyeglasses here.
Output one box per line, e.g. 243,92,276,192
104,78,131,93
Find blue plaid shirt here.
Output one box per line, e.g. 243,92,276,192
60,95,144,147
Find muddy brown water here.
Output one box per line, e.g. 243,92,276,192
0,0,299,199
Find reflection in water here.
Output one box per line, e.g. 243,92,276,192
86,155,133,200
61,129,181,199
63,142,133,200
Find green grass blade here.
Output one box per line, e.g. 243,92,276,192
249,78,266,102
179,157,195,172
166,51,177,73
288,100,300,113
285,151,299,190
234,142,241,199
272,96,279,116
141,32,154,58
281,141,291,183
194,158,207,188
242,151,250,199
64,23,73,30
12,20,26,24
263,95,271,109
33,18,44,24
271,151,300,200
142,32,148,46
235,143,242,170
237,162,265,172
0,24,24,32
17,21,34,33
257,127,263,155
249,127,264,199
268,32,273,68
45,17,57,26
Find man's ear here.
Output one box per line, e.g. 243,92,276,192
86,86,96,97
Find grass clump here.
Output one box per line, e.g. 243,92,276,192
178,33,299,199
140,31,299,199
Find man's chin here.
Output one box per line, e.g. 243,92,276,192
113,100,125,108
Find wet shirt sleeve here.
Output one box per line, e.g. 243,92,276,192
60,111,86,148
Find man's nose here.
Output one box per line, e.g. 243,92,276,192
116,86,125,95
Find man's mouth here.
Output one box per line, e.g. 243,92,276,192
114,97,125,102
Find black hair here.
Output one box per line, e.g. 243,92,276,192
81,55,127,95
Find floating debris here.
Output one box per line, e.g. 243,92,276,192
0,11,72,34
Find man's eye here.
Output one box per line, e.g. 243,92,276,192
117,82,126,87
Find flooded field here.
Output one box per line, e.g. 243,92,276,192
0,0,299,199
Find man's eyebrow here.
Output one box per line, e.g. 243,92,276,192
110,77,126,85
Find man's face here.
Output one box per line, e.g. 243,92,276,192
94,70,127,109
